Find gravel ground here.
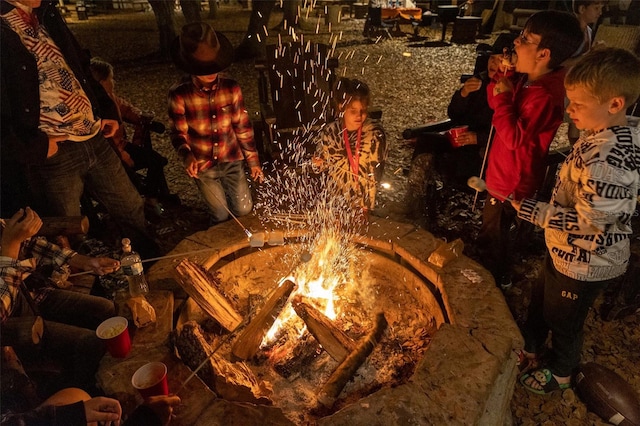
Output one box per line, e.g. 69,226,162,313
66,5,640,424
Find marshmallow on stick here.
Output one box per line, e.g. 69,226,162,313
467,176,512,200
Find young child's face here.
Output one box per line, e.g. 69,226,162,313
512,30,542,74
565,84,612,131
342,100,368,131
487,54,508,79
578,3,603,25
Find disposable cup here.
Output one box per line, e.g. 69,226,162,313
132,362,169,398
447,125,469,148
96,316,131,358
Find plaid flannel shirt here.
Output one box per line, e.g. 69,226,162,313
168,75,259,171
0,237,76,323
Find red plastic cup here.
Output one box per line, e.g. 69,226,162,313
132,362,169,398
447,125,469,148
96,316,131,358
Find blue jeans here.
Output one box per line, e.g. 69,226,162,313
195,161,253,223
1,289,115,390
27,134,157,257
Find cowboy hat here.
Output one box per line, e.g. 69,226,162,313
170,22,234,75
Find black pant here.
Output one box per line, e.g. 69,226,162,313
476,195,517,283
124,143,170,198
522,256,611,376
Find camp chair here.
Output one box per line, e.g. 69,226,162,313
255,40,339,165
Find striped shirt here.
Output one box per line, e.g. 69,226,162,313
168,75,259,171
0,237,76,323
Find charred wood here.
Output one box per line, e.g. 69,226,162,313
316,312,388,408
174,321,272,404
292,296,355,363
231,280,296,361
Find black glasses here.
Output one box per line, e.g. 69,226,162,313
518,31,539,46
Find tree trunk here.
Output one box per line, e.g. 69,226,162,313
181,0,202,23
236,0,277,61
148,0,178,59
207,0,218,19
279,0,301,30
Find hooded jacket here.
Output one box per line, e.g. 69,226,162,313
485,68,567,201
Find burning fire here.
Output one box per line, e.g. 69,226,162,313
261,231,355,346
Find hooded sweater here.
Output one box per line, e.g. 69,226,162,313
518,126,640,281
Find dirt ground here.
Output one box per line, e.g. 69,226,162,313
64,4,640,424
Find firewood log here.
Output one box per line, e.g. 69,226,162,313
175,321,272,404
316,312,388,408
174,259,242,332
292,296,355,363
231,280,296,361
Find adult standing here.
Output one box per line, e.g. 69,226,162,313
0,0,158,258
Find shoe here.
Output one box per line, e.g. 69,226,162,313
499,276,513,290
520,368,571,395
144,198,167,220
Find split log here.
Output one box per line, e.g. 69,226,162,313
175,321,272,404
292,296,355,363
316,312,388,408
174,259,242,332
231,280,296,361
37,216,89,237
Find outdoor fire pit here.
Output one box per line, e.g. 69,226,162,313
96,215,523,425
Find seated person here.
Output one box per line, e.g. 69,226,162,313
89,58,177,218
405,34,515,224
1,207,120,393
314,78,388,216
1,386,181,426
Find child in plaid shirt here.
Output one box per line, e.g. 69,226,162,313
168,22,263,224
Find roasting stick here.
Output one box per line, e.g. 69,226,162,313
67,247,220,277
471,125,495,212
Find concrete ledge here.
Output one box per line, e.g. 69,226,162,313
142,216,522,424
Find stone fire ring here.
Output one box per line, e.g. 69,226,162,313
98,215,523,425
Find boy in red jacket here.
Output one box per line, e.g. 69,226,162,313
477,11,583,289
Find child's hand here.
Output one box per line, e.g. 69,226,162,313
183,153,199,179
453,131,478,147
460,77,482,97
493,76,514,96
1,208,42,258
510,198,522,212
250,166,264,183
311,156,324,171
